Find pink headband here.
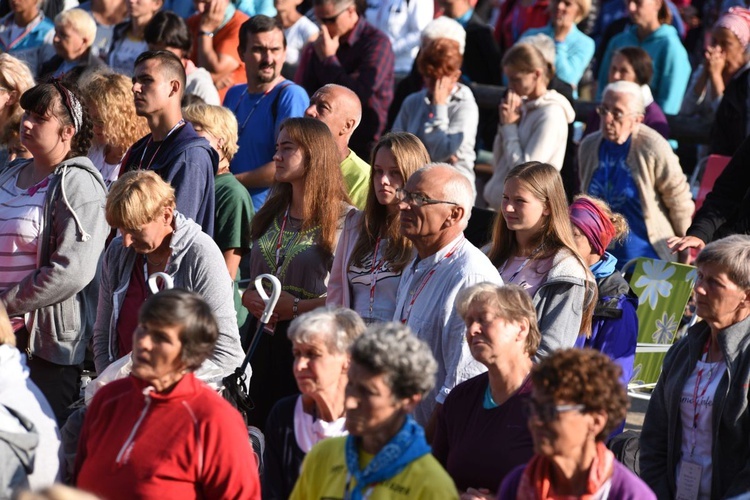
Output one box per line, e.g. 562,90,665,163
569,198,616,256
716,7,750,48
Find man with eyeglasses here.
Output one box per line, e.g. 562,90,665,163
393,163,502,436
294,0,394,159
578,80,693,267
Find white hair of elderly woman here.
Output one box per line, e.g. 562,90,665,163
421,16,466,55
603,80,646,115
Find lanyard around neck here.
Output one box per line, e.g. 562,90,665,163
138,119,185,171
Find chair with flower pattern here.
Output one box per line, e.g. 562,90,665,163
622,258,697,399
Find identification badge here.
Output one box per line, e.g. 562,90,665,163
676,461,702,500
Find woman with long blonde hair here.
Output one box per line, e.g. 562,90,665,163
487,161,596,358
327,132,429,322
81,72,149,187
243,116,351,429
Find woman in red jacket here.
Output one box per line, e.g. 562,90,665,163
75,290,260,500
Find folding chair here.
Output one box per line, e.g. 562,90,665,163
622,258,697,400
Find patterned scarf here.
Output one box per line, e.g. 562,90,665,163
343,415,430,500
516,441,615,499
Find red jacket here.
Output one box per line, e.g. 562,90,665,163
75,374,260,500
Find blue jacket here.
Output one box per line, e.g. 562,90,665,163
597,24,690,115
122,122,217,236
575,269,638,386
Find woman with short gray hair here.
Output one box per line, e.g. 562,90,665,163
291,323,459,499
433,283,538,497
641,234,750,498
264,307,365,499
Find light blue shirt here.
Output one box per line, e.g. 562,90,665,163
393,235,503,425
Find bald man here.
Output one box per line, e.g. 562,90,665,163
305,84,370,209
394,163,502,432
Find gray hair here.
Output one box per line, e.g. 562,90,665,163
696,234,750,290
603,80,645,115
520,33,556,69
416,163,473,227
421,16,466,55
287,307,366,354
350,322,437,399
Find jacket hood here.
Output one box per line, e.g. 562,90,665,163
523,89,576,124
546,247,588,285
0,345,30,391
0,405,38,476
167,212,202,269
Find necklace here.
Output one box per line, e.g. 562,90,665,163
146,253,167,267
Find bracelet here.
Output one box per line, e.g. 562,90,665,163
293,297,300,318
199,30,215,37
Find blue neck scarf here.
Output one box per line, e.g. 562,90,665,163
344,415,431,499
590,252,617,279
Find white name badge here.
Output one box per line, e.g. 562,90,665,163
676,461,702,500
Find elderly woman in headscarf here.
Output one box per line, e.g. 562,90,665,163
569,195,638,386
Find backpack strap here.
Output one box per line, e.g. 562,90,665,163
270,81,295,124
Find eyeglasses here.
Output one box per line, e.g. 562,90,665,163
523,399,586,422
318,2,353,24
395,188,459,207
595,105,634,123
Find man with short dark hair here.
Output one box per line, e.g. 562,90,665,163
121,50,217,235
224,15,309,211
295,0,394,159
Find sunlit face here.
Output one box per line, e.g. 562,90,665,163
712,27,746,69
304,88,347,136
314,1,357,38
464,302,528,367
608,53,638,83
551,0,580,30
344,362,407,438
600,91,641,144
292,335,349,396
273,128,306,184
20,108,67,158
501,177,549,237
627,0,661,28
527,388,598,458
694,262,750,330
53,22,87,61
398,171,455,241
131,322,186,385
504,66,541,97
242,29,286,86
132,59,175,117
372,146,404,206
192,123,221,155
119,208,173,255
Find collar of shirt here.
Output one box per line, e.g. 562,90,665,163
408,233,465,273
219,3,236,31
455,8,473,28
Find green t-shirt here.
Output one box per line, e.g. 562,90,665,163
214,173,254,326
341,150,371,210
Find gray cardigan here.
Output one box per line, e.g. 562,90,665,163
93,212,245,379
640,316,750,498
0,157,108,366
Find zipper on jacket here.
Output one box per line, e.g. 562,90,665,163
115,386,153,465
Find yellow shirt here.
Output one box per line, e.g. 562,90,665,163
290,436,459,499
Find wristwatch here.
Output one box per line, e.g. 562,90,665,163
293,297,300,318
199,30,214,38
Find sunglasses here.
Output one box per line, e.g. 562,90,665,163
318,3,352,24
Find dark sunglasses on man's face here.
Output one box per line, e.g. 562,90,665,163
318,3,352,24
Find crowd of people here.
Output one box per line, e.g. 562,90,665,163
1,0,750,498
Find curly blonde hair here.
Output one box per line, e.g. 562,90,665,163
81,72,149,153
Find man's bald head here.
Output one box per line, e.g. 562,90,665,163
304,84,362,147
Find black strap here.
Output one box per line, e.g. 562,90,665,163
271,81,294,124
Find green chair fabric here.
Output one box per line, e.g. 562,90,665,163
625,258,697,395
